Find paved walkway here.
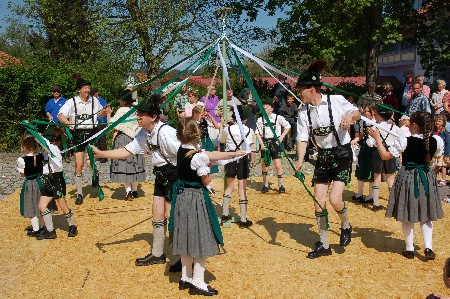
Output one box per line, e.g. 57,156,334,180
0,151,316,200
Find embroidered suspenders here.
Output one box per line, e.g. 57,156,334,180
147,124,174,166
228,126,251,151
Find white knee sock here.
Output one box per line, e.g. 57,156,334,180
41,209,54,232
64,210,75,226
222,194,231,216
402,222,415,251
131,182,139,192
373,185,380,206
357,181,364,197
181,255,193,283
335,203,350,229
262,172,268,187
124,182,131,193
151,219,166,257
30,216,40,231
192,258,207,290
315,211,329,249
277,173,283,188
74,173,83,195
420,220,433,250
239,199,248,222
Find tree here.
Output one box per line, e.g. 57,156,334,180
232,0,416,82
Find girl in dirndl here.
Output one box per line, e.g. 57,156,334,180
352,105,376,203
17,134,44,236
109,90,146,200
368,110,444,260
169,117,244,296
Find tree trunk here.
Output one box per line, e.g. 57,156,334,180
364,4,382,84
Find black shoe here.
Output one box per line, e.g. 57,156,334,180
360,197,374,204
188,284,218,296
179,280,192,290
135,253,166,266
132,191,139,199
221,215,232,223
239,219,253,228
351,195,363,201
372,205,384,211
339,225,352,246
25,225,33,232
75,194,83,205
35,228,57,240
99,158,108,163
278,186,286,193
402,249,414,259
307,241,332,259
125,191,134,201
169,259,182,272
68,225,78,237
27,226,44,237
424,248,436,260
261,186,269,194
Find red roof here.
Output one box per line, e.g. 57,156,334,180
0,51,20,67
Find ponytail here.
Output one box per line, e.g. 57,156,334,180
410,111,432,163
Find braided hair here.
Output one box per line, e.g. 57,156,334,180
410,111,433,163
176,117,201,158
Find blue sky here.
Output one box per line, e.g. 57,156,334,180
0,1,286,64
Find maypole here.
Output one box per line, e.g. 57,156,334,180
215,7,232,126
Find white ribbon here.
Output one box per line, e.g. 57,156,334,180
361,116,400,138
216,44,250,153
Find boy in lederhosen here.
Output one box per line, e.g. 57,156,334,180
295,61,361,258
92,94,182,271
255,98,291,193
219,106,254,228
58,77,111,205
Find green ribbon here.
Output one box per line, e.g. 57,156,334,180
404,162,430,198
86,145,104,201
20,174,42,216
168,180,224,247
30,119,137,127
201,137,219,174
261,148,272,166
20,121,55,157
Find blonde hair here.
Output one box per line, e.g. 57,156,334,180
434,114,447,131
20,134,39,167
192,105,205,116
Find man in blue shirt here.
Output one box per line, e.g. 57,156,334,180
405,82,431,115
46,86,66,123
90,88,110,163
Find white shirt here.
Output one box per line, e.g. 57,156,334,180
431,89,448,114
214,97,241,123
110,107,140,139
256,113,291,139
297,94,358,149
220,124,254,152
432,135,445,157
58,96,103,129
366,121,405,158
125,121,180,167
181,144,211,176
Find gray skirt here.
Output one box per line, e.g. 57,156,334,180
110,133,146,183
172,187,219,258
23,179,41,218
386,167,444,223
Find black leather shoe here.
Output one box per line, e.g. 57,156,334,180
35,228,57,240
307,241,332,259
75,194,83,205
68,225,78,237
27,226,44,237
221,215,232,223
424,248,436,260
188,284,218,296
278,186,286,193
125,191,134,201
351,195,363,201
239,219,253,228
360,197,374,204
169,259,182,272
132,191,139,199
339,225,352,246
135,253,166,266
401,249,414,259
261,186,269,194
179,280,192,290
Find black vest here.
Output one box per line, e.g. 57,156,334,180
177,147,203,183
23,153,44,176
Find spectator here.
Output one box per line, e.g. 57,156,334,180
90,88,110,163
431,80,448,114
280,93,298,151
416,75,430,99
405,82,431,115
214,89,241,126
45,86,69,162
443,91,450,114
173,84,190,118
200,86,220,147
184,90,204,118
401,72,415,113
382,82,399,121
358,82,383,111
270,74,292,114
